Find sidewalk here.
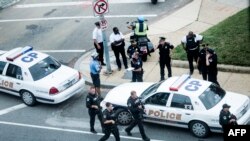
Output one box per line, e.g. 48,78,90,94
75,0,250,96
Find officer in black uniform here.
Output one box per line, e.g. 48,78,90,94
127,40,141,59
181,31,203,75
219,104,237,131
131,52,143,82
197,43,209,80
86,87,104,133
155,37,174,81
99,102,120,141
206,48,220,86
125,91,150,141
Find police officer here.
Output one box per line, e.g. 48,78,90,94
181,31,203,75
219,104,237,130
197,43,209,80
99,102,120,141
206,48,220,86
134,16,148,38
125,91,150,141
127,40,140,59
155,37,174,81
109,27,128,71
93,22,105,66
90,52,102,95
131,52,143,82
86,87,104,134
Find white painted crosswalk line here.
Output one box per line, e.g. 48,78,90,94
0,14,157,23
0,104,27,116
14,0,165,8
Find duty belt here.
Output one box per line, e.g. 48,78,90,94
188,46,198,51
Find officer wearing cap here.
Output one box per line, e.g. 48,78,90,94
90,52,102,95
93,22,106,66
155,37,174,81
127,40,141,59
206,48,220,86
99,102,120,141
219,104,237,130
181,31,203,75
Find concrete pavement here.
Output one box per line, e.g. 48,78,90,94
74,0,250,96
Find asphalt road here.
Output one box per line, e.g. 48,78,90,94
0,0,192,66
0,89,223,141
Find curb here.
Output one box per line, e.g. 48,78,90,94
74,50,250,89
0,0,20,9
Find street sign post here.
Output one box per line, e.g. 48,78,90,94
93,0,112,74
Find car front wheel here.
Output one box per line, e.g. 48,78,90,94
189,121,210,138
21,91,36,106
115,109,133,125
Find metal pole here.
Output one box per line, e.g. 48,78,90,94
100,15,112,74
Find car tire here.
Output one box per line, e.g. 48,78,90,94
20,90,36,106
115,109,133,125
189,121,210,138
151,0,157,4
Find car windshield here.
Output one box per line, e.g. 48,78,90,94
140,81,163,99
29,56,61,81
199,84,226,110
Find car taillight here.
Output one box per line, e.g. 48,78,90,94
49,87,59,95
78,71,82,80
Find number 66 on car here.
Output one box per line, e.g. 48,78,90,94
0,46,85,106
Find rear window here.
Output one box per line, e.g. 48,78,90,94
29,56,61,81
199,84,226,110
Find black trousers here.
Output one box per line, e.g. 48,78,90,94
208,71,220,86
132,72,143,82
160,58,172,80
125,117,148,139
88,109,103,131
94,42,104,64
200,67,208,80
99,126,120,141
187,49,199,74
113,45,128,69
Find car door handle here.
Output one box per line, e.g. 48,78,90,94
16,82,20,85
185,113,191,115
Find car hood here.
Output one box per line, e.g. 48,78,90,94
103,82,153,107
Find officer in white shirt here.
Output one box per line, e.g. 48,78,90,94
93,22,106,66
181,31,203,75
109,27,128,70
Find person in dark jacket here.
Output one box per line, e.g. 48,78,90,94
219,104,237,131
125,91,150,141
206,48,220,86
127,40,141,59
86,87,104,133
131,52,143,82
155,37,174,80
197,43,210,80
99,102,120,141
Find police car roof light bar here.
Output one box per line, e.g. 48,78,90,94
6,46,33,61
169,74,190,91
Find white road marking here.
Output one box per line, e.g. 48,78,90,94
0,14,157,23
0,104,27,116
0,121,165,141
14,0,165,8
39,50,86,53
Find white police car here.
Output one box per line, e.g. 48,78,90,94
0,46,85,106
101,74,250,138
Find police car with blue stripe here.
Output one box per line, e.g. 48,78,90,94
0,46,85,106
101,74,250,138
